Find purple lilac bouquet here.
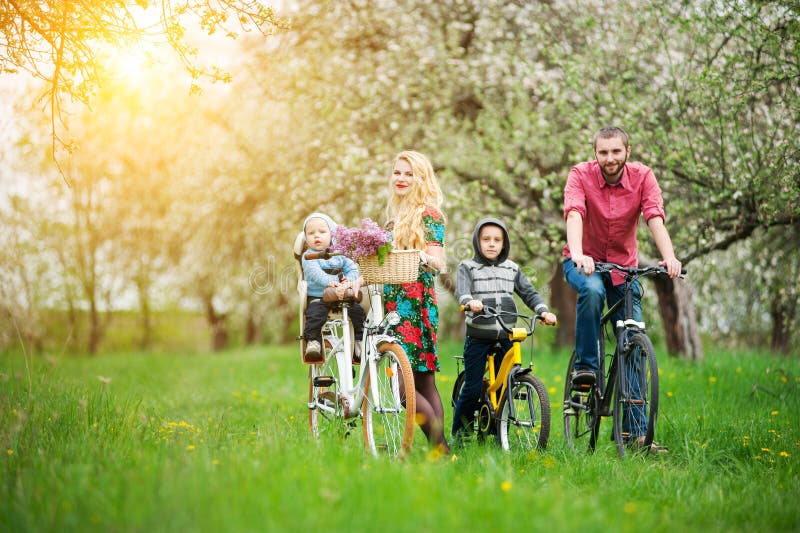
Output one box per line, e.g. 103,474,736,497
331,218,393,265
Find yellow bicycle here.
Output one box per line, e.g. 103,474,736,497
451,306,551,451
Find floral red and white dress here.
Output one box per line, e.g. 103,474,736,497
383,207,445,373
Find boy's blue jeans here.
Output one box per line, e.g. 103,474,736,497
451,336,512,437
562,258,647,437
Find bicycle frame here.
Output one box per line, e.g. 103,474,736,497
312,284,403,420
485,327,529,414
594,267,653,416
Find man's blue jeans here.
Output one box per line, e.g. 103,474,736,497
563,258,646,437
451,336,512,437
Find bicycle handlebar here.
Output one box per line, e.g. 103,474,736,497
461,305,544,335
594,262,687,278
304,250,332,260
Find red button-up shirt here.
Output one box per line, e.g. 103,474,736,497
562,160,666,285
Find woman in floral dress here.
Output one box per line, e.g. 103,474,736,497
384,150,449,454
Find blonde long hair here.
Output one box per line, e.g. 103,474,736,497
386,150,445,250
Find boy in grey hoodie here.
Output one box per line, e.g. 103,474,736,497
452,217,557,439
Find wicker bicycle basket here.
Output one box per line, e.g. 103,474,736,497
358,249,420,285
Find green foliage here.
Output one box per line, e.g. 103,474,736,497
2,0,798,354
1,345,798,531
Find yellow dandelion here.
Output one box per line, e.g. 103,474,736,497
554,375,562,383
212,459,220,465
735,367,742,374
709,376,717,383
667,391,673,397
548,387,557,394
771,410,779,416
186,445,196,451
743,435,749,439
780,451,790,457
780,375,788,383
658,369,663,376
542,455,556,468
761,447,771,453
501,481,512,492
11,409,17,415
624,502,636,514
6,449,13,456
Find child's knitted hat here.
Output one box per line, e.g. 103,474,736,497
302,212,337,241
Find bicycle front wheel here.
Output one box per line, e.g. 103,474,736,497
563,351,600,451
497,373,550,451
362,342,416,457
613,332,659,457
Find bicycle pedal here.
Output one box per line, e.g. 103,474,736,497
313,375,336,388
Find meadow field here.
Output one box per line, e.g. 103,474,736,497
2,342,798,532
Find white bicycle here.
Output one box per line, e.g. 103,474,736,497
294,238,416,456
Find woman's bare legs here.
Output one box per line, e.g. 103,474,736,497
413,371,450,453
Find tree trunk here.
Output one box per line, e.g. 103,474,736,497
770,297,796,354
245,311,260,345
88,297,101,355
652,276,703,361
548,262,576,350
137,279,153,351
204,296,228,352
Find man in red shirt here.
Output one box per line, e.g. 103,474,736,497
562,127,682,447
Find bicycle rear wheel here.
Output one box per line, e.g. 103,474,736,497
452,370,494,441
362,342,416,457
613,332,659,457
308,341,348,439
563,351,600,451
497,373,550,451
451,370,465,409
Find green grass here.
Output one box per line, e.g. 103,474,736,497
2,342,799,532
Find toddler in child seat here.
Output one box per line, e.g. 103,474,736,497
301,212,365,363
451,217,558,440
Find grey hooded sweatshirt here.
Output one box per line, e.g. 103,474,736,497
455,218,549,340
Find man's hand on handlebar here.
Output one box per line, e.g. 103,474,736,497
658,257,683,279
572,254,595,276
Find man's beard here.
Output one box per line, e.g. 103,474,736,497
600,155,627,182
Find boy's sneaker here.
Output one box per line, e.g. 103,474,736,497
353,341,363,364
571,369,596,388
305,340,323,363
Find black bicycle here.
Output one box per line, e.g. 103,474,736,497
562,263,685,456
